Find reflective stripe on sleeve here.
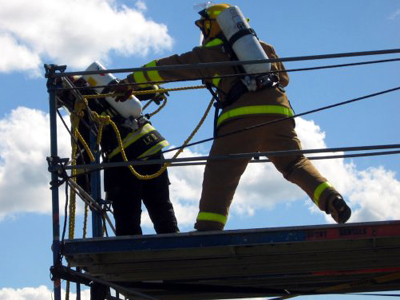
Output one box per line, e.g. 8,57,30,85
204,38,224,48
197,212,227,225
313,181,333,206
133,60,164,86
217,105,294,127
144,60,163,82
134,71,147,85
212,73,221,87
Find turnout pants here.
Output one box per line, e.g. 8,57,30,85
106,153,179,235
195,115,341,231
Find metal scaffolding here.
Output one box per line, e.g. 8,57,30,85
45,48,400,299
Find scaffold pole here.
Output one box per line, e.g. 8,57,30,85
45,64,66,300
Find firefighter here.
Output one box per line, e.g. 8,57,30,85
57,74,179,236
111,3,351,231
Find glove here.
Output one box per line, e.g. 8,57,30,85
136,85,168,105
153,88,169,105
109,78,134,102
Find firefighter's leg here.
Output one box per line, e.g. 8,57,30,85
106,167,143,235
142,154,179,234
264,117,351,223
195,119,261,231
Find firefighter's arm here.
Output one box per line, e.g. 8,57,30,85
112,49,205,102
110,69,166,103
261,42,289,87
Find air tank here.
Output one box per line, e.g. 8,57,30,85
83,61,142,119
216,6,271,75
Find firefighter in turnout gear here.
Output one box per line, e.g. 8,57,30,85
111,3,352,231
57,72,179,236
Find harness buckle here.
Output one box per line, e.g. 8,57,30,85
241,73,279,92
122,114,150,131
121,116,139,130
255,74,278,90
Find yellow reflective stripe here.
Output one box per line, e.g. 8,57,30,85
217,105,294,127
212,73,221,87
144,60,163,82
137,140,169,159
197,212,227,225
133,60,163,85
108,123,156,158
313,181,333,205
134,71,147,84
204,38,224,47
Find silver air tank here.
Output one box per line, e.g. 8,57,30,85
216,6,271,75
83,61,142,119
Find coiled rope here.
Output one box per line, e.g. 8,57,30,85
86,95,214,180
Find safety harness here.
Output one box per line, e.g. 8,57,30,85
202,37,284,136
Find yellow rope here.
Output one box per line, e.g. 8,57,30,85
147,97,168,118
74,129,96,162
68,98,88,242
83,84,206,100
72,99,101,238
90,111,162,180
67,88,213,190
87,95,214,180
66,107,82,300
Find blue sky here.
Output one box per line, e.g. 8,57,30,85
0,0,399,299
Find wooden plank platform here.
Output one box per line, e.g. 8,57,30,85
64,221,400,299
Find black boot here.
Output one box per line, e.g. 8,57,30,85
326,195,351,224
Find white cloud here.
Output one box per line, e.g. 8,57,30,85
0,33,42,75
134,0,147,12
0,108,399,228
346,166,400,222
0,0,173,74
0,107,71,221
0,286,90,300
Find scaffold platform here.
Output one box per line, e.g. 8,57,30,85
64,220,400,299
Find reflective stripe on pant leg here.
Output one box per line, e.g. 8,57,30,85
197,212,227,226
194,212,228,231
313,181,333,206
217,105,294,127
255,114,333,212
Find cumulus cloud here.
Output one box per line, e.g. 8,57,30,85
0,0,173,74
347,167,400,222
0,33,42,75
0,285,90,300
0,107,71,221
0,107,399,227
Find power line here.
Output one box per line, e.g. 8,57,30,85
55,83,400,173
48,48,400,78
162,85,400,154
168,151,400,167
53,57,400,91
60,143,400,172
52,56,400,174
